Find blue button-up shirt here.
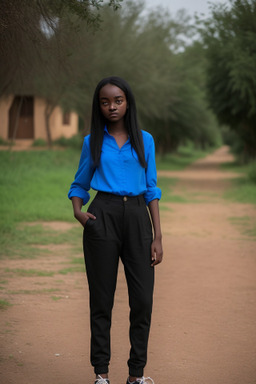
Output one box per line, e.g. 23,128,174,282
68,127,161,205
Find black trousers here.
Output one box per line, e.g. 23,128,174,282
83,192,154,377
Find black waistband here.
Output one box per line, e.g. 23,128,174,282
96,191,145,205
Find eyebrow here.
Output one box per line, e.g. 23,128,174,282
100,95,124,100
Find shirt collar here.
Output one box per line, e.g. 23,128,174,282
104,125,130,143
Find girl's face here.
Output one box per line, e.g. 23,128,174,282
99,84,128,123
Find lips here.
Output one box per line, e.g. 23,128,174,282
109,113,118,117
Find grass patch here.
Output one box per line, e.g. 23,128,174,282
32,138,47,147
0,223,81,260
51,296,62,301
156,144,216,171
0,299,12,310
4,268,55,277
8,288,60,294
58,266,85,275
0,149,80,228
224,178,256,204
70,256,84,265
158,177,188,203
222,160,256,204
228,216,256,238
221,161,249,174
0,149,81,258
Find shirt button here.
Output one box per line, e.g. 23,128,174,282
123,196,127,202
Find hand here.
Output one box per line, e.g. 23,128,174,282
74,210,96,227
151,237,163,267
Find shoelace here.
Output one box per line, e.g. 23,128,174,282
136,377,154,384
95,376,109,384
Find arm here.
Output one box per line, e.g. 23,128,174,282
68,136,95,205
71,196,96,227
68,136,96,227
148,198,163,267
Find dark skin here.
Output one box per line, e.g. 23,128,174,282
72,84,163,382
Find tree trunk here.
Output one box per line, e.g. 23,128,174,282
9,96,23,151
44,102,56,148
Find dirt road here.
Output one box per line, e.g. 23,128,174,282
1,146,256,384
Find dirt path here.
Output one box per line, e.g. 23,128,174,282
1,146,256,384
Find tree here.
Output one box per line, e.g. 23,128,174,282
200,0,256,160
1,0,220,152
0,0,122,145
0,0,122,95
51,1,220,152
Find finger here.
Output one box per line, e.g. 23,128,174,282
151,251,157,266
151,244,156,260
151,254,163,267
151,258,159,267
87,212,96,220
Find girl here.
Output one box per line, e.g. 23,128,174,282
68,76,163,384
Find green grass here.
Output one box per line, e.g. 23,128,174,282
158,177,188,203
224,178,256,204
4,268,55,277
222,161,256,204
70,256,84,264
0,299,12,310
228,216,256,238
156,144,216,171
58,266,85,275
8,288,61,295
0,149,79,226
1,223,81,259
221,160,250,174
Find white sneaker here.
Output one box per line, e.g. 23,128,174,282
126,377,154,384
95,375,110,384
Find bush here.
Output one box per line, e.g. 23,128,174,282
32,138,47,147
0,137,8,145
248,162,256,184
53,134,83,150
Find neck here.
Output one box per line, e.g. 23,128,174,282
107,121,127,134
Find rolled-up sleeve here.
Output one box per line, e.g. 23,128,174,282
68,136,95,205
144,135,161,205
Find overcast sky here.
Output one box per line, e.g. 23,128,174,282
143,0,228,17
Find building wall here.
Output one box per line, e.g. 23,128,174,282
34,98,46,140
0,96,13,139
0,96,78,141
50,105,78,141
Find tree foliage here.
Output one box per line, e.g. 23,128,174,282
200,0,256,160
1,0,220,152
57,2,220,152
0,0,122,95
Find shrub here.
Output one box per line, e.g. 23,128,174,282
53,134,83,150
0,137,8,145
248,162,256,184
32,138,47,147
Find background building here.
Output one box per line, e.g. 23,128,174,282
0,95,78,143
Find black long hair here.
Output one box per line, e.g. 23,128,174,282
90,76,147,168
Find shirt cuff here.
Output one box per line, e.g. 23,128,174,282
68,189,90,206
144,187,162,205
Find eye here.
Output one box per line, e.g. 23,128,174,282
101,101,108,106
116,99,123,104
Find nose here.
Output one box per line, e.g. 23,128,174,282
109,102,116,111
